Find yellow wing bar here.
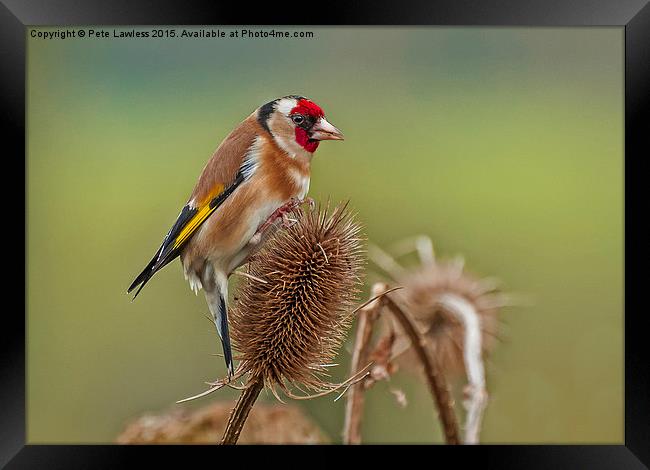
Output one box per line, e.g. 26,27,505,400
172,204,213,248
172,183,225,249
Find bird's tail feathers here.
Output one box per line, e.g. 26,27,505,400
216,293,235,377
205,272,234,377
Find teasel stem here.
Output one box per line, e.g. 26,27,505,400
384,294,461,445
343,283,388,444
220,377,264,445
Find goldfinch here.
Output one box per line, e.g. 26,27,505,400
128,95,344,377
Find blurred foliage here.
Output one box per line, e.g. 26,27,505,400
27,27,622,443
116,400,328,444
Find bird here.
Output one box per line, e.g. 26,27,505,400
127,95,344,378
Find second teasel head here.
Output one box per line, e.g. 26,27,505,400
392,258,504,376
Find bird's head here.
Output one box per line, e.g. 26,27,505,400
257,95,344,156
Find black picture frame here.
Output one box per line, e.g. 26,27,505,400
4,0,648,467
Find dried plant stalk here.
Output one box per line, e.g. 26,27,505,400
343,282,461,445
220,378,264,445
343,283,388,444
384,294,461,445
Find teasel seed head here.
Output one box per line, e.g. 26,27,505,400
392,257,507,376
230,202,365,396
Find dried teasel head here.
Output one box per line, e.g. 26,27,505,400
230,202,365,397
369,238,511,379
391,256,506,377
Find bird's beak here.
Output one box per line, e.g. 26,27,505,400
310,117,344,141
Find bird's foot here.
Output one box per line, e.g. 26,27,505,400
255,198,305,235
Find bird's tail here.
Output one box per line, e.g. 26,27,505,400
205,271,234,377
216,292,234,377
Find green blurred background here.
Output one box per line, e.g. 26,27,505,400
27,27,623,443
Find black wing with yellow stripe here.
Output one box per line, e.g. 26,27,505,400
127,171,245,299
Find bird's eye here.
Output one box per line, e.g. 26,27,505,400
291,114,305,125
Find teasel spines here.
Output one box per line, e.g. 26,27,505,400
230,202,365,394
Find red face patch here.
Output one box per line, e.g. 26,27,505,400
295,128,319,153
291,98,324,153
290,98,325,119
